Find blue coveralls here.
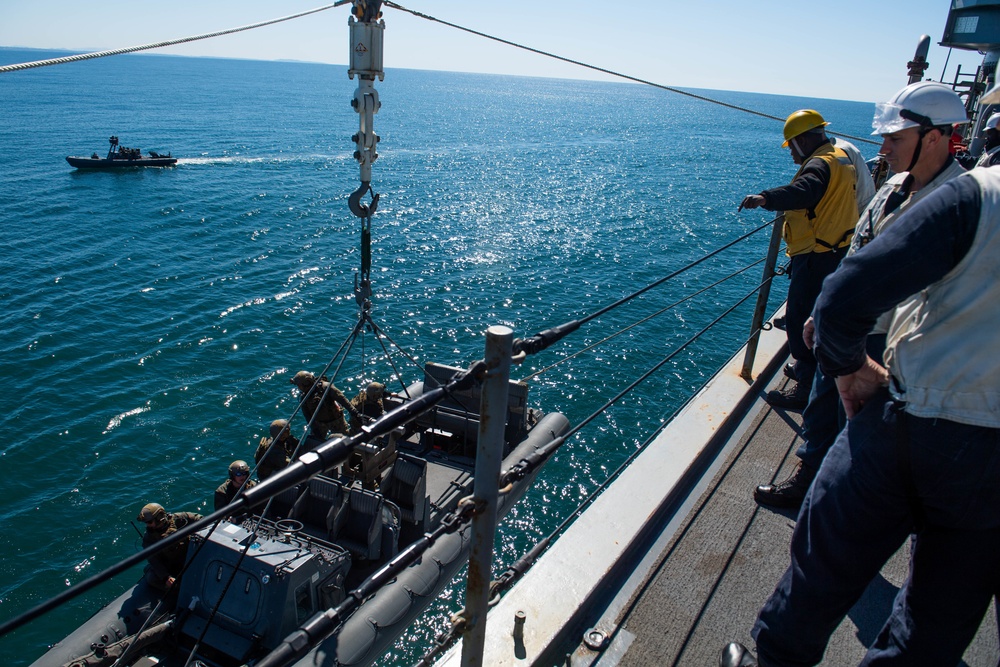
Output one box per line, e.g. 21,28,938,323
795,159,961,474
752,175,1000,665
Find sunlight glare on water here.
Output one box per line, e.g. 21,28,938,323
0,46,877,665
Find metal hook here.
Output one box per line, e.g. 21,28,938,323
349,182,380,219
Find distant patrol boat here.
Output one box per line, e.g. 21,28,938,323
66,135,176,169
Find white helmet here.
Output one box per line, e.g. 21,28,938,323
985,113,1000,132
872,82,969,135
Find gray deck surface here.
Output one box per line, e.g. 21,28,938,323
605,375,1000,667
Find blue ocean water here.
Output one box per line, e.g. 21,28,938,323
0,46,878,664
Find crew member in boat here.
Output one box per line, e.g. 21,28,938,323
723,162,1000,666
738,110,858,410
136,502,202,591
290,370,361,442
753,83,969,511
975,112,1000,167
349,381,386,434
214,460,257,521
254,418,299,479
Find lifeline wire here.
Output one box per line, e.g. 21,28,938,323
513,217,776,359
582,220,771,325
477,279,767,616
382,1,880,147
520,257,765,382
0,2,350,74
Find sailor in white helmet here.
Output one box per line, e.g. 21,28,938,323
975,112,1000,167
753,81,969,512
724,83,1000,667
854,81,970,250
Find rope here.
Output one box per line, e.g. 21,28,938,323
382,1,879,147
502,278,765,490
490,280,769,607
0,2,350,74
520,258,764,381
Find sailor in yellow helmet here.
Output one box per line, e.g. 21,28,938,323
738,109,858,410
752,82,969,512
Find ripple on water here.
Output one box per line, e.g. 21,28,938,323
0,51,878,666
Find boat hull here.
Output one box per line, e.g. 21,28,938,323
66,156,177,169
27,410,569,667
321,410,570,666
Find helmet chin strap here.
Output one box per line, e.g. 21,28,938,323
905,130,926,173
898,109,940,173
790,136,808,161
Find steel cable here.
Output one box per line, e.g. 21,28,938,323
382,1,879,147
0,2,349,74
520,257,766,382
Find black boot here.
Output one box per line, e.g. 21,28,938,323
765,380,809,410
720,642,758,667
754,462,815,510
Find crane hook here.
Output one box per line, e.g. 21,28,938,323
349,182,379,219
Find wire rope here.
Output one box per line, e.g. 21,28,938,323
579,220,773,326
382,1,880,147
0,2,350,74
520,258,765,381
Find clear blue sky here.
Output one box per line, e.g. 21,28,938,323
0,0,988,103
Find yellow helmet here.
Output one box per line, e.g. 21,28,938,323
782,109,829,147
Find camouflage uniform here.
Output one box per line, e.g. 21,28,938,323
350,382,386,434
301,380,353,438
142,511,202,590
214,477,257,513
254,433,300,480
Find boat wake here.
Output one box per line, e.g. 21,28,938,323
177,154,348,166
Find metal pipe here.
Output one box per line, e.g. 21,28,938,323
460,325,513,667
741,214,784,380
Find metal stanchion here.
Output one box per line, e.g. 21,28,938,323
742,214,784,380
460,325,513,667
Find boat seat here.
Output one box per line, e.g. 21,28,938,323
265,484,304,521
291,477,345,537
379,453,428,527
421,362,531,444
332,486,384,561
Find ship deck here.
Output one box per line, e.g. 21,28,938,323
590,372,1000,666
435,322,1000,667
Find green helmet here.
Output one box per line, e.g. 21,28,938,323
366,382,385,398
137,502,166,523
229,460,250,479
269,419,289,439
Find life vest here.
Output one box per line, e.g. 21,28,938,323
782,144,858,256
885,168,1000,427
